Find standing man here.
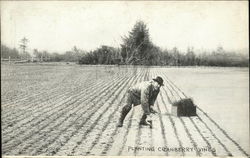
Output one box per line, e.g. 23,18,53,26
117,76,164,127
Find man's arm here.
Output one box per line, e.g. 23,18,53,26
149,89,160,114
141,86,151,115
149,89,160,106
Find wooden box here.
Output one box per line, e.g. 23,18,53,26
171,98,197,117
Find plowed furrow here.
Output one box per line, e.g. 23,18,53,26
110,108,135,156
2,73,108,143
55,80,133,156
69,72,136,155
154,100,169,156
158,92,185,156
107,70,145,156
164,75,188,98
2,71,113,132
163,76,215,156
2,73,122,153
2,69,122,126
162,81,200,156
1,69,87,119
1,66,114,109
195,114,231,156
163,73,249,156
1,69,109,120
4,73,128,155
39,70,134,156
97,69,146,156
87,70,144,154
133,69,152,156
152,69,185,156
123,105,141,156
189,117,217,156
158,85,196,156
197,107,249,156
1,66,75,104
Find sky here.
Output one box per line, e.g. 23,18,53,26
1,1,249,54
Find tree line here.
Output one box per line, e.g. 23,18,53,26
1,21,249,67
79,21,249,67
1,44,86,62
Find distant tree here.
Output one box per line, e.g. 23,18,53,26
63,51,74,62
42,51,50,61
51,52,64,62
161,49,171,65
72,46,82,60
33,49,39,57
19,37,29,59
33,49,45,61
61,46,86,62
170,47,181,66
144,45,162,65
33,49,40,60
79,45,118,65
1,44,20,59
121,21,153,64
216,46,225,54
185,47,196,65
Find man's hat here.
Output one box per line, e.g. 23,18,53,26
153,76,164,86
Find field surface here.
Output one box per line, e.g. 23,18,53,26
1,63,249,156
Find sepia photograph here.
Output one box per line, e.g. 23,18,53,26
1,1,249,157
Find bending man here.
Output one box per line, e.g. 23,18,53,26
117,76,164,127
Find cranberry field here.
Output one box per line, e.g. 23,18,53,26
1,63,249,156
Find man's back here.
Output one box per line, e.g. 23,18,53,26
128,81,152,97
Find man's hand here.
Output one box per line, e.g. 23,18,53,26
150,107,158,114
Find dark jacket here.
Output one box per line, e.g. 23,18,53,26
128,80,160,114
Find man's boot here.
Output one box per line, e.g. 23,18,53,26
117,106,131,127
139,113,150,126
150,107,158,114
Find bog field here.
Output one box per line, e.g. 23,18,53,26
1,63,249,156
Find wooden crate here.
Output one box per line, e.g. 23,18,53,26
171,98,197,117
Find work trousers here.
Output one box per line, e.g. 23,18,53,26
121,91,150,120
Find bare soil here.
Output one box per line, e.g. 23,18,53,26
1,64,249,156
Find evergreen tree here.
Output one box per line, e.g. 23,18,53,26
121,21,153,64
